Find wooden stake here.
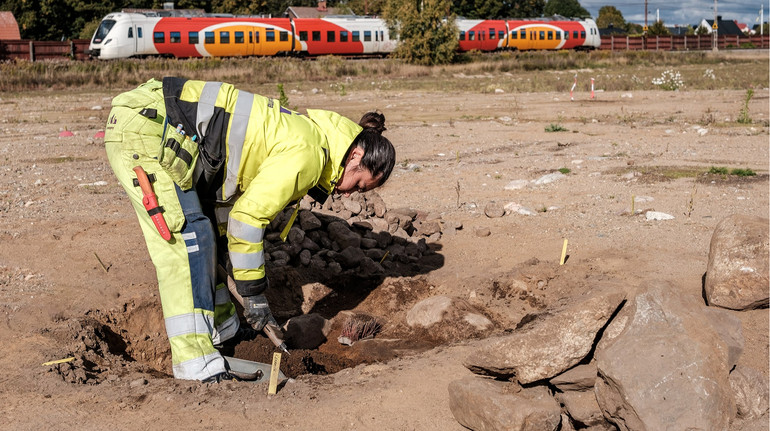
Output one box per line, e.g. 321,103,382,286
268,352,282,395
559,239,568,265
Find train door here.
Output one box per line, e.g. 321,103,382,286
131,16,148,56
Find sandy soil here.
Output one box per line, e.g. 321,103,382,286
1,55,768,429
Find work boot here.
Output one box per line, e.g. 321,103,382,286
202,368,262,383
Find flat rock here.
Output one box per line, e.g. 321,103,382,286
555,390,608,428
484,202,505,218
465,289,625,383
448,377,561,431
705,214,769,310
549,362,597,392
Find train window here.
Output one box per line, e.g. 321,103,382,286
170,31,181,43
564,31,569,40
92,19,116,43
489,29,495,39
520,29,526,39
498,30,505,39
299,31,307,41
580,31,586,38
352,31,360,42
235,31,244,43
189,32,199,44
249,32,253,43
375,31,378,41
459,31,465,41
468,31,475,41
154,32,164,43
280,31,288,42
255,32,259,43
573,30,578,39
266,30,275,42
547,31,553,40
327,31,335,42
312,31,321,41
380,31,384,41
138,27,142,38
340,31,348,42
364,31,371,41
128,28,133,38
556,31,561,40
205,32,214,44
220,31,230,44
539,31,545,39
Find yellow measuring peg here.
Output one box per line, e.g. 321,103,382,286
42,357,75,366
268,352,282,395
559,239,568,265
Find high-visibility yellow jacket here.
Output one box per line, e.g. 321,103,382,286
163,77,362,296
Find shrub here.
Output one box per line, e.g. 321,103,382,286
730,168,756,176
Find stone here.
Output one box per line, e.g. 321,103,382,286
448,377,561,431
705,214,769,310
484,201,506,218
475,227,491,237
645,211,674,221
301,236,320,253
282,313,332,350
327,221,361,250
465,289,625,384
504,179,529,190
336,246,365,268
358,257,383,277
533,172,566,185
464,313,493,330
406,295,453,327
287,226,305,245
366,192,387,217
342,199,362,215
360,238,377,249
594,283,738,431
298,210,323,231
299,249,311,266
549,362,597,392
730,365,770,420
416,220,441,236
368,217,389,232
555,390,607,428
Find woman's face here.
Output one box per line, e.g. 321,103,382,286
335,147,381,196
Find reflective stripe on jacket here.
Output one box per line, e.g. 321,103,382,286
162,77,362,295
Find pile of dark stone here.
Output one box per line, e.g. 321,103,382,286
262,191,453,278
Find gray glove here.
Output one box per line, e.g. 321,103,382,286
242,294,277,332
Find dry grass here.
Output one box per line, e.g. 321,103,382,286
0,50,766,93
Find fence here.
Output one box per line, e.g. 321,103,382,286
599,34,769,51
0,35,768,60
0,39,91,61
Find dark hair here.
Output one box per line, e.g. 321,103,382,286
354,111,395,185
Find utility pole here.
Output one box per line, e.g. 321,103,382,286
762,4,764,36
712,0,718,51
644,0,648,34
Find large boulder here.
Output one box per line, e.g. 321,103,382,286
464,290,625,384
550,362,598,392
595,283,741,431
555,390,610,428
448,376,561,431
705,214,769,310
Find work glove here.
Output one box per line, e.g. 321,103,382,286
242,294,278,332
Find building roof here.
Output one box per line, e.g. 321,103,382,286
0,11,21,40
704,18,743,35
285,6,342,18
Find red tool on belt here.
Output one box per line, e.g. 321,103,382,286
133,166,172,241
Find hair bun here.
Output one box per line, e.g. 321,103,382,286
358,111,386,134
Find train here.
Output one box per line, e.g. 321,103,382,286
88,10,600,60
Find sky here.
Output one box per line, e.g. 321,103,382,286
580,0,768,27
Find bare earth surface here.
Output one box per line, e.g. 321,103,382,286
1,55,768,430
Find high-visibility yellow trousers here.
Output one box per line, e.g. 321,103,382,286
104,81,239,380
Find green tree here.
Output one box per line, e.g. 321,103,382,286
695,24,710,35
543,0,589,18
626,22,643,35
383,0,458,65
647,19,670,36
345,0,386,15
596,5,625,29
452,0,544,19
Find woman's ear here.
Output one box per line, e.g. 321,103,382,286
348,147,365,167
